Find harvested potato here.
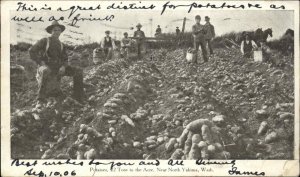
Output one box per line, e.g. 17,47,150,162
200,146,209,159
177,128,189,147
265,131,278,143
201,124,212,143
257,121,268,135
84,149,97,159
165,138,177,152
170,149,184,159
133,141,142,148
198,141,208,149
188,143,201,160
186,119,211,133
184,139,192,155
214,143,223,152
192,134,202,144
76,151,85,160
207,144,216,154
109,127,115,133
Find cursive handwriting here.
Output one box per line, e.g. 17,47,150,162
70,14,114,26
11,16,44,22
161,1,263,15
107,2,155,10
11,159,38,167
42,159,83,166
89,159,134,170
57,4,101,19
228,167,265,176
196,159,236,167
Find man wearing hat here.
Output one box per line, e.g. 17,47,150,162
133,23,146,57
176,27,180,36
204,16,215,55
29,21,84,105
155,25,162,37
192,15,208,63
100,30,116,60
120,32,132,58
240,33,258,58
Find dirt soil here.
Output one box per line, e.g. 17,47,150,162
10,47,294,160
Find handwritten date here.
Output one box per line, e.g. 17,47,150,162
24,168,76,177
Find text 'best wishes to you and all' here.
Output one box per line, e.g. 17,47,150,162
12,159,266,177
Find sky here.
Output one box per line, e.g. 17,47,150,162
10,10,294,45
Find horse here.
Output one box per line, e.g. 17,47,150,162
280,28,294,56
284,28,294,37
250,28,272,47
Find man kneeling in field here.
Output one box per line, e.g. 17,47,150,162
29,21,84,106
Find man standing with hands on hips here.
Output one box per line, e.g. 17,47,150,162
192,15,208,63
29,21,84,106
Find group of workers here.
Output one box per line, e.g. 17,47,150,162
96,23,146,61
28,14,261,106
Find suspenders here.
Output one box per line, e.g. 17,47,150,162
45,37,64,64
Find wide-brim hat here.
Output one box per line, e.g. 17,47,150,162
195,15,201,19
136,23,142,27
45,21,65,34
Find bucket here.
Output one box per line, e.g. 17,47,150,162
254,50,263,62
186,51,196,63
93,48,104,64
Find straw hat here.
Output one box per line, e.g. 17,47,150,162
45,21,65,34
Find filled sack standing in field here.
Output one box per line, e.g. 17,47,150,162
254,49,263,62
186,48,196,63
93,48,105,65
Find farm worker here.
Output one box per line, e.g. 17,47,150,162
204,16,215,55
192,15,208,63
176,27,180,36
133,23,146,57
155,25,162,36
240,33,258,58
100,30,116,61
120,32,132,58
29,21,84,106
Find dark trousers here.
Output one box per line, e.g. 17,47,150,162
103,47,113,60
243,51,252,58
136,43,142,57
206,39,213,54
194,40,208,63
36,65,84,102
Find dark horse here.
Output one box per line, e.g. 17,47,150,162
236,28,273,47
254,28,273,45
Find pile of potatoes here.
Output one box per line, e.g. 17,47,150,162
130,107,148,120
256,103,294,144
99,92,129,122
165,119,231,160
72,124,108,160
140,134,169,150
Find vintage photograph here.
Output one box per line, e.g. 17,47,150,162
10,7,295,161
